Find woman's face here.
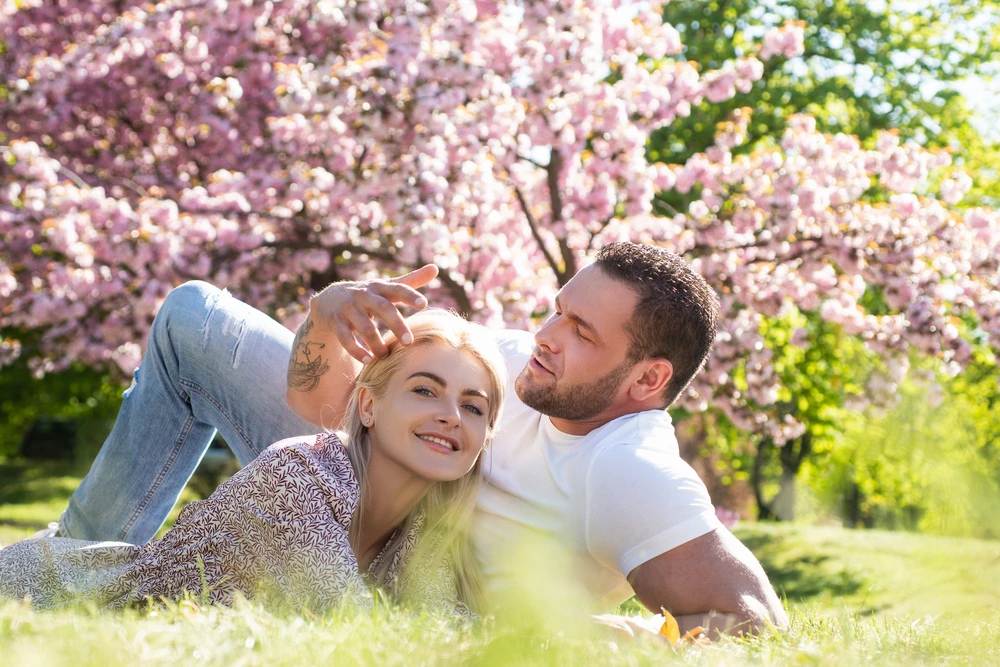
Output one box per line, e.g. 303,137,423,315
363,342,493,483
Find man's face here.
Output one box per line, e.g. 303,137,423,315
515,265,639,426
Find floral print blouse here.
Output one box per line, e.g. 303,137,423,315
0,433,463,614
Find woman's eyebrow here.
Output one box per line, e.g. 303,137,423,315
408,371,489,400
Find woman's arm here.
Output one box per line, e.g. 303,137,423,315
285,265,438,427
232,435,371,611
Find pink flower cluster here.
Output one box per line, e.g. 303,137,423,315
2,1,997,443
760,21,806,62
647,112,1000,441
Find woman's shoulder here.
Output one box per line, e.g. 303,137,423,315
264,431,345,455
261,432,352,472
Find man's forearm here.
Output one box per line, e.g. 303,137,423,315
287,314,328,393
285,311,360,427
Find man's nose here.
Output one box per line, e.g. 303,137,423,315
534,318,561,353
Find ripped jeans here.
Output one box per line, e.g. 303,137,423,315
59,281,317,544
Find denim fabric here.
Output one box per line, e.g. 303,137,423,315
59,281,317,544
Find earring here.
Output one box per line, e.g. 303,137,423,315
363,417,371,425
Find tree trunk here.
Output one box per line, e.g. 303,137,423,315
752,431,813,521
752,436,776,520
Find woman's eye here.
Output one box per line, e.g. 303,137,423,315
463,403,485,416
413,386,435,397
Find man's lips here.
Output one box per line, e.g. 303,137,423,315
529,354,555,376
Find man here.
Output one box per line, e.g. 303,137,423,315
57,242,785,635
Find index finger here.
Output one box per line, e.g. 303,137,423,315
389,264,438,295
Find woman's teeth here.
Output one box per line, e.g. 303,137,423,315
421,435,456,451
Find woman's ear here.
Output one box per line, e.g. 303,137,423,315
358,387,375,427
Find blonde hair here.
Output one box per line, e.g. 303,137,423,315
339,308,506,611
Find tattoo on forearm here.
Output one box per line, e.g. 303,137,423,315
287,317,330,392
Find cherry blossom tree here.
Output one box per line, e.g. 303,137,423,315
2,0,997,459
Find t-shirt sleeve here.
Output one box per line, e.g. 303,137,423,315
584,443,722,577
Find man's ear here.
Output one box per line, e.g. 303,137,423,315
358,387,376,426
628,358,673,403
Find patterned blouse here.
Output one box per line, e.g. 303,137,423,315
0,433,463,613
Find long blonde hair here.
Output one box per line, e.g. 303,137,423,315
339,308,506,611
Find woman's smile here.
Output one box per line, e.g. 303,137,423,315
417,432,460,453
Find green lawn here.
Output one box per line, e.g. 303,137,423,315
0,461,200,546
2,461,999,665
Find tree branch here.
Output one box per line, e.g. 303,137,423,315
513,183,567,285
435,268,474,316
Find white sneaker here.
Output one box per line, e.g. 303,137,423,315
29,522,61,539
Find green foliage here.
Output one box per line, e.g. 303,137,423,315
652,0,1000,519
655,0,1000,164
0,359,127,461
800,355,1000,538
699,310,876,519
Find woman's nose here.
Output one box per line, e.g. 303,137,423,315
435,400,462,428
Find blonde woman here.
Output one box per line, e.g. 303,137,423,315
0,309,505,614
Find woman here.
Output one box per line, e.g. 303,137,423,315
0,308,506,614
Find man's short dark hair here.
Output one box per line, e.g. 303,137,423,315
594,242,719,407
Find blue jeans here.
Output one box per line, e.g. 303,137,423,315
59,281,318,544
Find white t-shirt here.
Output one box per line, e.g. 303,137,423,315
474,330,721,609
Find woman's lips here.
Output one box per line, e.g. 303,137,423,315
417,432,460,453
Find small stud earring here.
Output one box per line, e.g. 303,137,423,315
363,417,371,425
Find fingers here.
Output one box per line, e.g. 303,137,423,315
313,267,440,364
343,304,389,361
390,264,438,294
331,313,377,365
359,291,414,348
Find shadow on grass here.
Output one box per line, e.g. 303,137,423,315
0,460,82,507
739,529,867,603
614,527,870,616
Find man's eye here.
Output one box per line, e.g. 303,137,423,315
576,327,590,342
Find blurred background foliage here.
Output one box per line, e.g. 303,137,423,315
655,0,1000,205
655,0,1000,537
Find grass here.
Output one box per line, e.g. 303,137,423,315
0,460,201,546
2,460,1000,665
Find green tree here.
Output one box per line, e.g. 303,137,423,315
0,359,125,463
654,0,1000,520
802,351,1000,538
653,0,1000,203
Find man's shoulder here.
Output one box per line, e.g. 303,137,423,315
585,410,678,457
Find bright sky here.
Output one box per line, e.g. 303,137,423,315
957,77,1000,142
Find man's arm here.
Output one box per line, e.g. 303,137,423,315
285,265,438,427
286,311,361,427
627,527,787,637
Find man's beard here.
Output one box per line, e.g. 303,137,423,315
514,358,633,421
